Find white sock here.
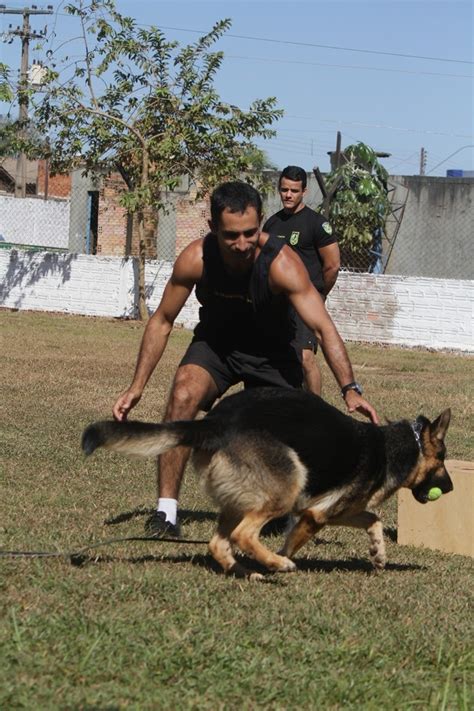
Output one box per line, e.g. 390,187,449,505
157,498,178,525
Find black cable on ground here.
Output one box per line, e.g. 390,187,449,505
0,534,210,566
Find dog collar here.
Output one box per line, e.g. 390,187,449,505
411,420,423,450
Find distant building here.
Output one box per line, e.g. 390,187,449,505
0,158,37,194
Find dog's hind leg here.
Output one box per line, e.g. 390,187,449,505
279,508,325,558
328,511,386,571
230,511,297,574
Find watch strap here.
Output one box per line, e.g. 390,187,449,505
341,382,362,397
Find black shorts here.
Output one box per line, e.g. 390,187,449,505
292,313,318,353
179,339,304,401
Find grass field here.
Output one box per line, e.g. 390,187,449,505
1,310,473,710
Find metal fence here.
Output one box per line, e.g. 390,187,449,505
321,178,409,276
304,176,473,281
0,157,72,252
1,167,472,281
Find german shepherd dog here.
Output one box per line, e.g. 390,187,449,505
82,388,453,580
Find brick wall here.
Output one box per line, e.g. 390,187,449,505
37,160,72,198
174,190,209,255
97,175,209,258
97,174,129,256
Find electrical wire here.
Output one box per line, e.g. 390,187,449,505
224,53,472,80
426,145,474,174
158,25,473,65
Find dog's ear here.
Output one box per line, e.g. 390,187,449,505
430,408,451,442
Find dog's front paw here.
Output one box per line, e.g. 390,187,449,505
370,541,387,570
274,556,297,573
370,546,386,571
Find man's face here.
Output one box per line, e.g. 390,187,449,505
210,206,261,268
279,177,306,213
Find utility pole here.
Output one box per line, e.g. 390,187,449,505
0,5,53,197
419,147,427,176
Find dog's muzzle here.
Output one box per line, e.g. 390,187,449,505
412,468,454,504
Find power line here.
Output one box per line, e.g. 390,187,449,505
52,12,472,65
53,12,473,70
283,115,472,139
426,145,474,174
225,54,471,79
158,25,473,65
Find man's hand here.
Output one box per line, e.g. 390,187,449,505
112,389,142,421
344,389,380,425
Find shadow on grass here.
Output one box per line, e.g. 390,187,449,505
104,509,348,543
104,507,217,526
70,550,423,576
384,526,398,542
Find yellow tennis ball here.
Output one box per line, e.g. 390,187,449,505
428,487,442,501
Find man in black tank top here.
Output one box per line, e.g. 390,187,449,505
112,182,378,537
263,166,340,395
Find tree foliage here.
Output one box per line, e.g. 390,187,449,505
0,62,12,102
33,0,282,209
321,142,390,250
29,0,282,317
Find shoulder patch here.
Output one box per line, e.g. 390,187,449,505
322,222,333,235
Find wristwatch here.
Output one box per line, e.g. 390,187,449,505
341,382,363,398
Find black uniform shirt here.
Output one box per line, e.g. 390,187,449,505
263,206,336,293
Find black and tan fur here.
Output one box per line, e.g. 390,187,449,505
82,388,453,579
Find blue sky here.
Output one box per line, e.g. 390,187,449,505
1,0,472,176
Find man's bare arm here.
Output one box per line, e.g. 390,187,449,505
269,247,379,424
112,240,203,421
318,243,340,296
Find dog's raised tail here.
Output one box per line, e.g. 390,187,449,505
82,419,211,459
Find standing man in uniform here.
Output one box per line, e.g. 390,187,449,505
263,166,340,395
112,181,376,537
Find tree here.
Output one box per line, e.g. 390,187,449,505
32,0,282,318
320,142,390,252
0,62,12,103
242,147,278,172
0,64,15,155
0,115,45,158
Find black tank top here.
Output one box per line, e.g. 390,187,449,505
194,233,294,352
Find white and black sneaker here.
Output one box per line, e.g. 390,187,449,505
144,511,181,538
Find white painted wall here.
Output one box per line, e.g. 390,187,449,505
327,272,473,352
145,259,200,329
0,195,70,248
0,249,135,317
1,249,472,352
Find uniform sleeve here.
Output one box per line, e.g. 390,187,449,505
262,215,274,232
312,214,337,249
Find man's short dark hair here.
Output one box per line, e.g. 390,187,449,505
279,165,307,189
210,181,262,225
